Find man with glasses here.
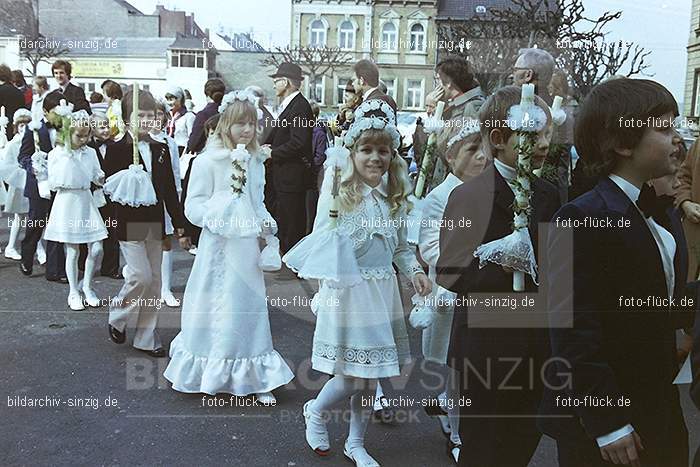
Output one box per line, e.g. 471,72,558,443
265,63,314,258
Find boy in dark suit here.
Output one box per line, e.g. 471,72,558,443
17,90,66,282
542,79,694,467
105,88,187,357
51,60,91,114
436,86,561,466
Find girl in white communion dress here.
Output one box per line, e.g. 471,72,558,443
163,91,293,405
285,100,432,467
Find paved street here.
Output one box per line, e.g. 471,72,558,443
1,220,698,467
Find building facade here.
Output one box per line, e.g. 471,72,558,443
290,0,438,112
685,0,700,119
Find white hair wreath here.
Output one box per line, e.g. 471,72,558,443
218,89,263,120
447,119,481,151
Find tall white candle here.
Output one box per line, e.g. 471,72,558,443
551,95,563,114
0,106,5,118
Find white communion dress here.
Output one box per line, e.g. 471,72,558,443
43,145,108,244
0,131,30,214
163,138,294,395
295,170,423,379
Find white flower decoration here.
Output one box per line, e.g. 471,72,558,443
354,99,396,123
343,116,401,150
219,90,260,115
447,119,481,150
506,104,547,132
54,99,74,117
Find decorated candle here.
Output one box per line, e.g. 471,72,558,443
132,82,139,165
0,106,5,117
414,100,446,198
521,83,535,107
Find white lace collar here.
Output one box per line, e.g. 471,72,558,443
360,175,389,198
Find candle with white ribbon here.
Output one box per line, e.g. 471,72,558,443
131,82,140,165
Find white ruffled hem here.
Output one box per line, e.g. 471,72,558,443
163,343,294,396
473,228,538,284
201,190,261,238
104,164,158,207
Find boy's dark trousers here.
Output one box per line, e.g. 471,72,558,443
20,195,65,279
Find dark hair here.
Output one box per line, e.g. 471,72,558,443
478,85,551,157
90,92,104,103
574,79,678,177
10,70,27,87
436,56,477,93
52,60,72,78
0,64,11,82
204,114,220,135
353,59,379,87
101,79,123,100
204,78,226,104
184,89,192,100
34,76,49,90
121,87,157,121
309,100,320,119
43,91,66,112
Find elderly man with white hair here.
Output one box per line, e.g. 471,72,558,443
512,47,555,104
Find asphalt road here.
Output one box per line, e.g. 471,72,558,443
0,221,698,466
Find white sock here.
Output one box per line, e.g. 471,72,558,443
36,239,46,258
348,390,373,449
65,244,80,296
313,375,364,413
161,250,173,297
83,242,102,293
446,367,461,445
373,380,385,411
7,214,21,251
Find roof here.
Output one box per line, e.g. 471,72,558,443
437,0,556,20
169,33,208,50
216,33,266,53
112,0,145,15
58,37,174,57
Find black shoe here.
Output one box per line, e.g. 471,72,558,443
424,397,448,417
108,324,126,344
46,276,68,284
19,263,32,276
140,347,166,358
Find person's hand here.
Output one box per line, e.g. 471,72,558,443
600,431,643,466
427,85,444,103
682,201,700,223
176,228,192,250
412,272,432,297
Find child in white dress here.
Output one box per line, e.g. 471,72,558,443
0,109,32,260
163,91,293,404
287,100,432,466
44,110,108,310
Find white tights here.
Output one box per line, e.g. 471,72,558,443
311,375,376,451
65,242,103,296
6,213,23,251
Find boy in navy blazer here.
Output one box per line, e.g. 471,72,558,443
542,79,696,467
18,90,66,281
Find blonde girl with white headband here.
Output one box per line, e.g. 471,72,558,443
292,99,432,467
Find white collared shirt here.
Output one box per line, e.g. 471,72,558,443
137,140,152,172
362,87,378,102
278,91,300,116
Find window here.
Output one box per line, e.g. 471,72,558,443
143,84,150,91
337,77,351,105
405,79,424,110
384,78,396,101
87,83,96,92
171,50,206,68
409,23,425,52
309,75,325,104
381,22,398,51
338,20,355,50
310,19,327,47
